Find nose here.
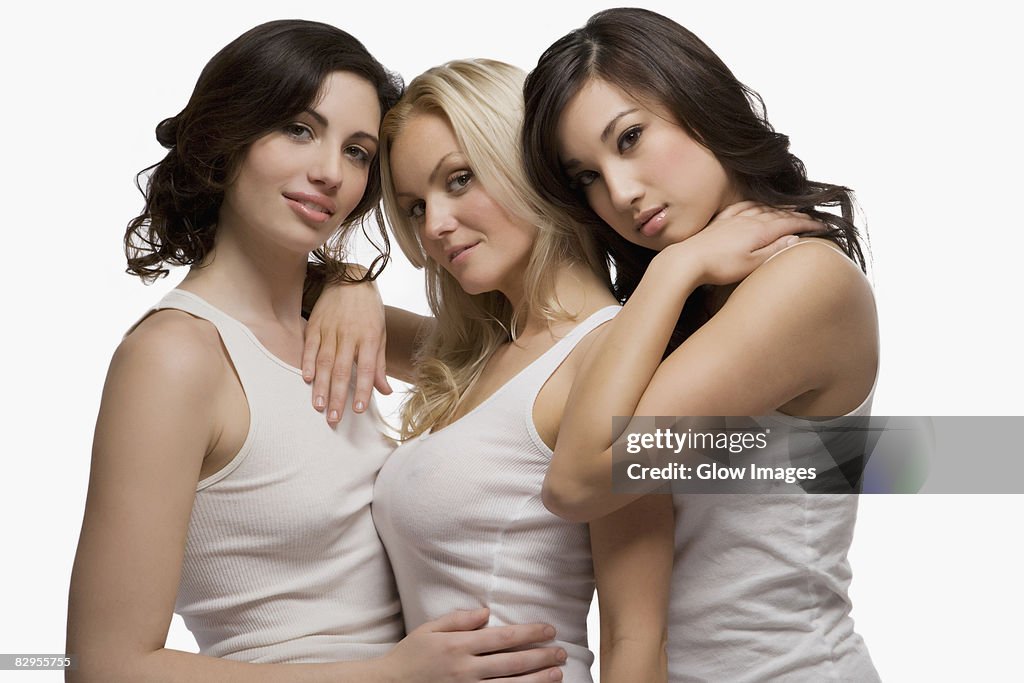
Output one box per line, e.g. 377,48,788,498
308,145,345,192
421,197,457,241
603,164,643,213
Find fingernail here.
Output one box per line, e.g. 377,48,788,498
315,396,325,410
549,668,563,680
544,626,556,639
328,409,339,423
786,236,800,246
354,401,365,412
303,370,313,382
557,649,567,662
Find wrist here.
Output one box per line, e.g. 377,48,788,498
348,655,396,683
648,246,704,302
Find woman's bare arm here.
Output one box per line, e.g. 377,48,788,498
543,207,872,521
68,314,563,683
590,496,673,683
303,276,433,425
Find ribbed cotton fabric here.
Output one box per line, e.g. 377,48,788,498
143,290,403,663
668,241,879,682
373,306,620,683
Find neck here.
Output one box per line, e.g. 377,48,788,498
179,222,308,329
513,261,616,339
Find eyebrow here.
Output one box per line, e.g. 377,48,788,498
305,108,328,127
601,108,638,142
303,108,379,146
560,108,639,172
395,151,460,199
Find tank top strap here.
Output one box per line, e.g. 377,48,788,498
127,289,298,407
512,305,620,398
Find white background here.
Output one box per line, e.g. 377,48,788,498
1,1,1021,680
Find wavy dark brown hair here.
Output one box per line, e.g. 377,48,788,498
523,7,868,352
124,19,403,283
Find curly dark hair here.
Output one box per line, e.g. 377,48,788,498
125,19,403,283
523,8,868,352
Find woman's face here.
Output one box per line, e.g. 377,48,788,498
220,71,381,256
389,112,536,298
556,78,740,251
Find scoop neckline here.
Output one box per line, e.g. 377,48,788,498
169,289,304,376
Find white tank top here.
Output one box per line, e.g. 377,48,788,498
668,241,880,682
373,306,620,683
141,290,403,663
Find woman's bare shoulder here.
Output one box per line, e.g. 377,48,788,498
111,308,228,396
730,237,874,317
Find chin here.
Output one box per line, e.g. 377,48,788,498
459,282,491,296
451,274,501,297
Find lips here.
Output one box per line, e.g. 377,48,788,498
446,242,480,263
283,192,337,223
635,206,667,237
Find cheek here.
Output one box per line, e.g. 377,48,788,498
584,187,625,231
340,168,371,214
419,238,446,270
671,141,726,197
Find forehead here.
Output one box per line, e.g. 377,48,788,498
557,79,638,147
389,112,461,189
312,71,381,130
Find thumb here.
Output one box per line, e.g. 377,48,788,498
423,607,490,633
375,346,393,395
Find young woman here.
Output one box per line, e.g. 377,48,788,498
304,58,813,682
67,21,568,683
520,8,880,682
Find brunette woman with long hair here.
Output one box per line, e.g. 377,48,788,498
521,8,880,682
67,21,567,683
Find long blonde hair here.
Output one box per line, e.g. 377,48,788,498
379,59,607,439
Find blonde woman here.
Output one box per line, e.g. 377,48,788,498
305,59,809,682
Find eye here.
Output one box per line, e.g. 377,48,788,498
446,171,473,192
617,125,642,153
283,123,313,140
345,145,372,165
569,170,599,191
407,200,425,220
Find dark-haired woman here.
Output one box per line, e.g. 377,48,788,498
521,8,880,682
67,20,566,683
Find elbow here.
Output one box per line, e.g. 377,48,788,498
66,650,151,683
65,643,122,683
66,632,149,683
542,474,601,523
65,650,112,683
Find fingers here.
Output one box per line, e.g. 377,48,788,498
478,647,567,680
753,234,801,260
421,607,491,633
301,326,321,384
489,668,564,682
350,337,380,414
326,341,353,426
460,623,557,655
374,343,393,396
311,330,337,413
716,200,763,218
741,211,818,251
765,212,822,242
